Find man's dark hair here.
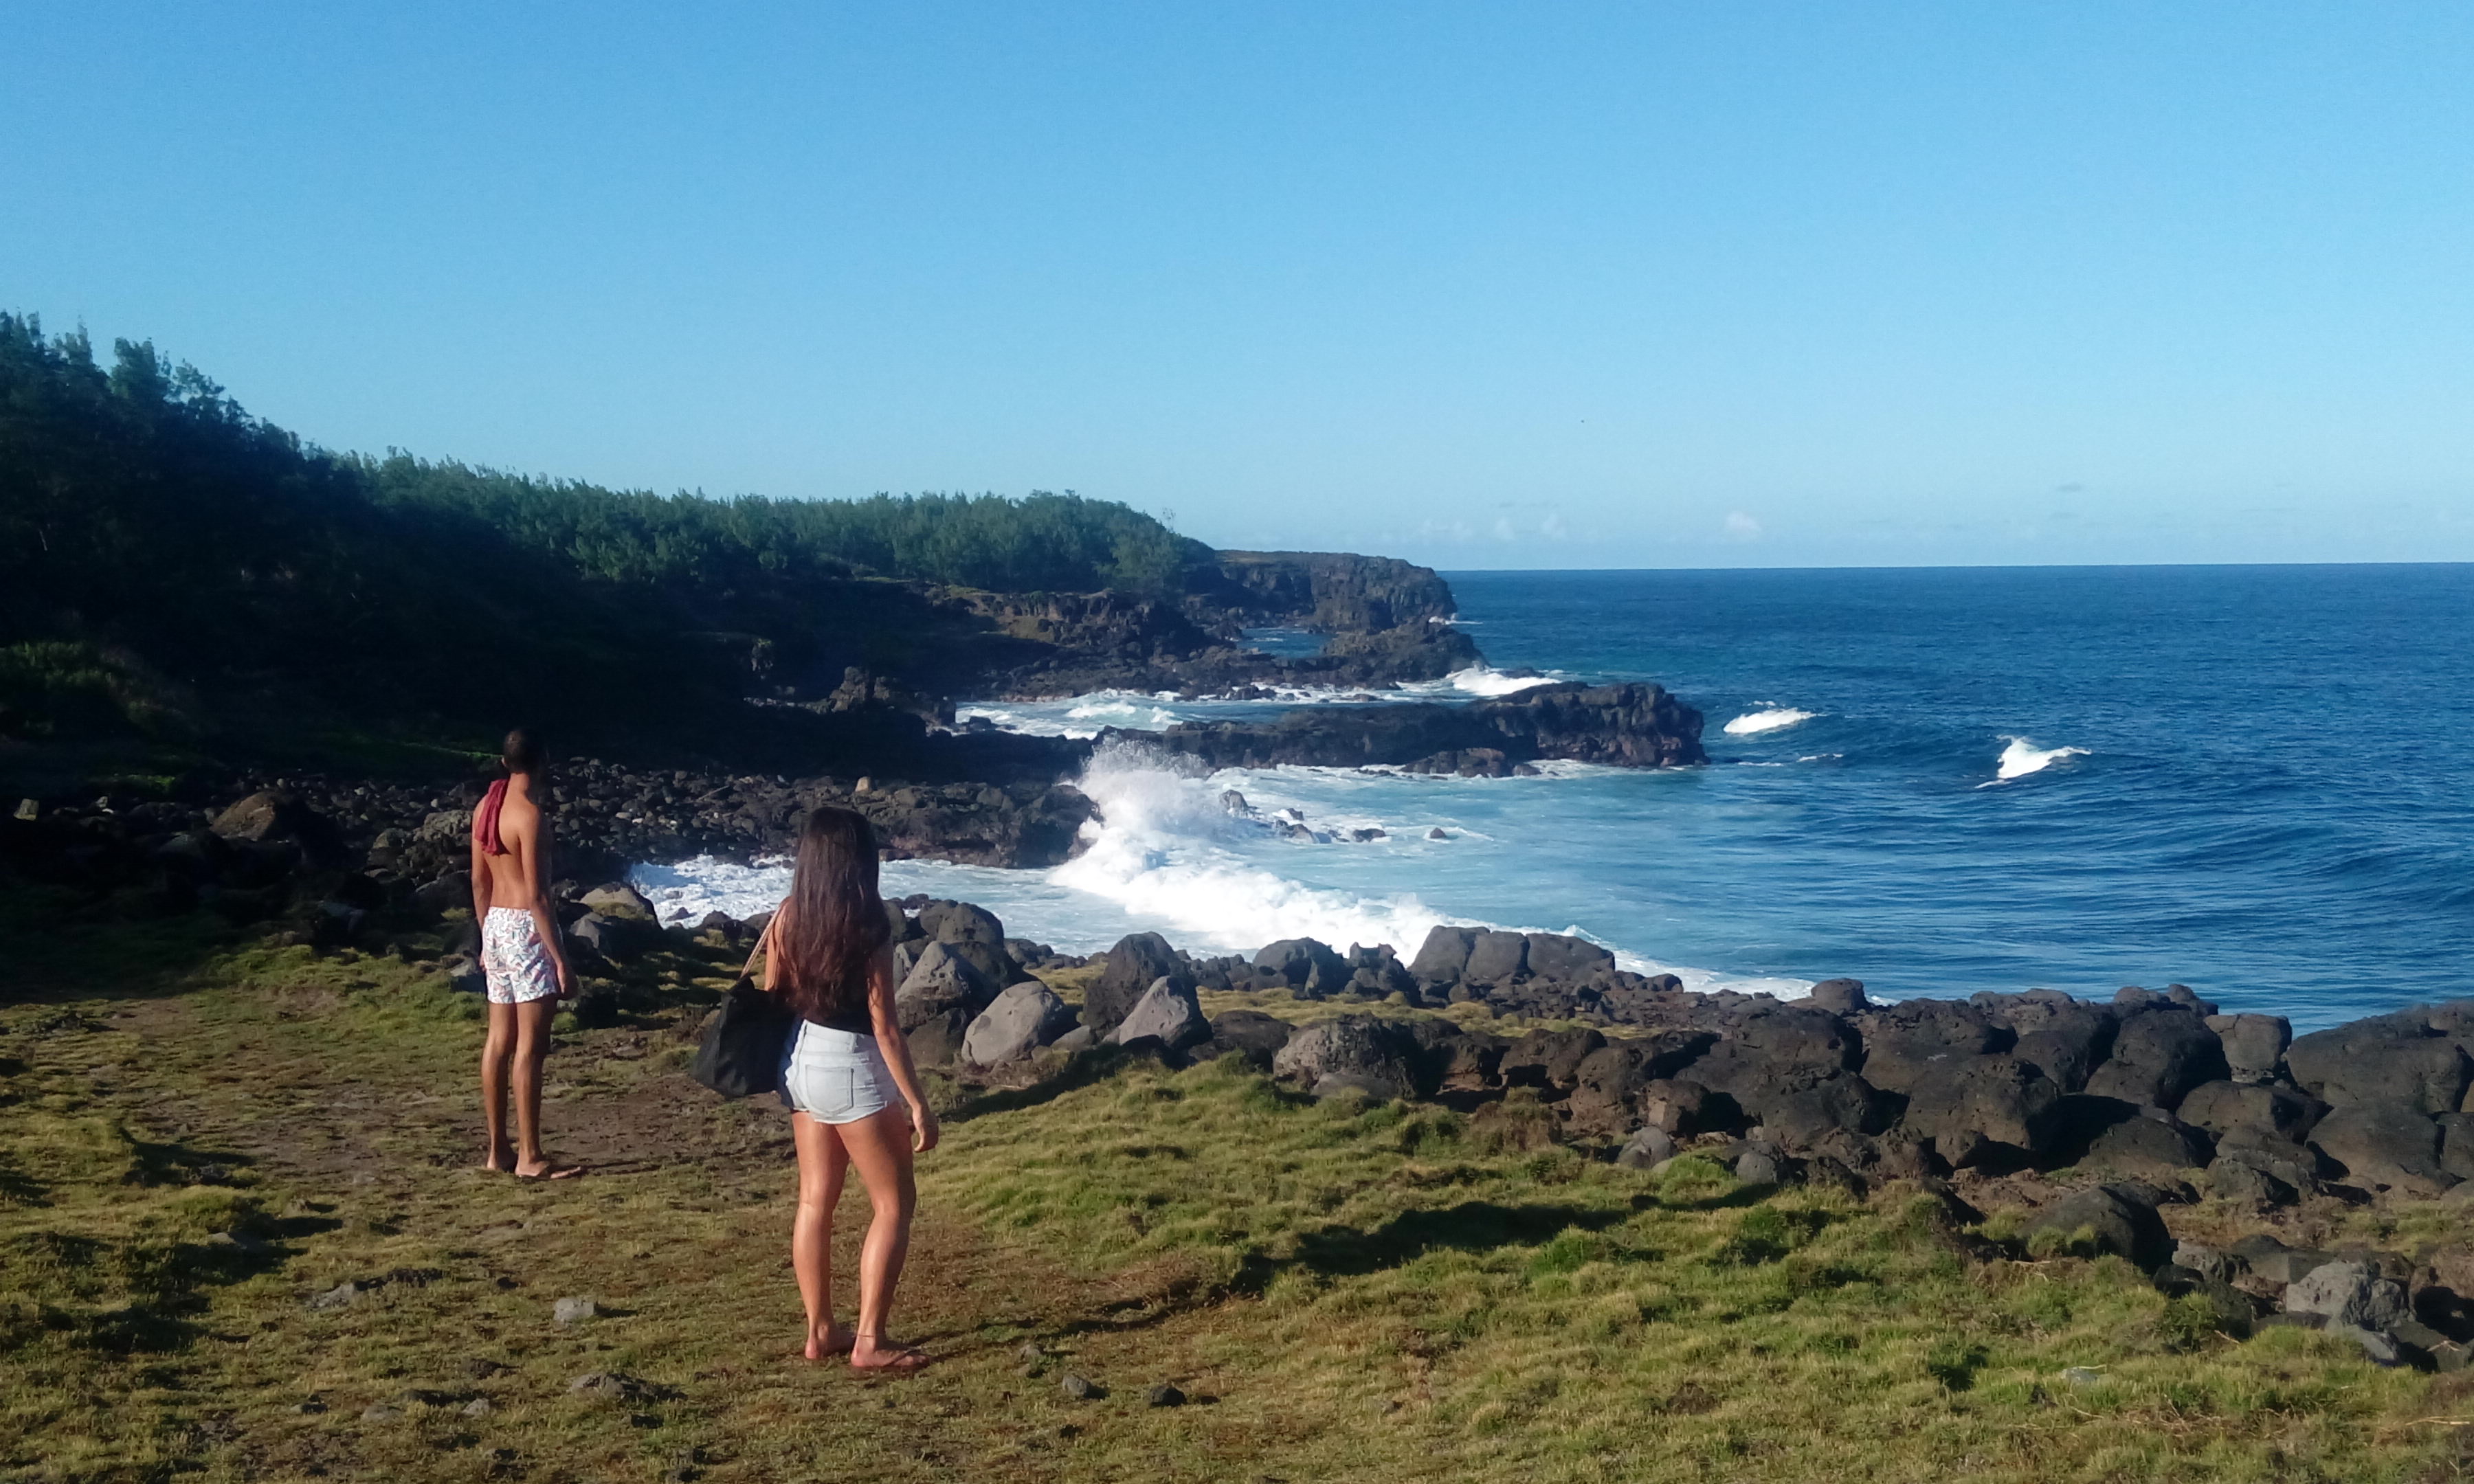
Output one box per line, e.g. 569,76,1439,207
502,728,545,776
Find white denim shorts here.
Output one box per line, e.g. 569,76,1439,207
779,1021,895,1125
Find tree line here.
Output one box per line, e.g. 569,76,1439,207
0,313,1204,750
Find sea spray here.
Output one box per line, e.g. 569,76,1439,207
1987,737,2091,784
1723,706,1818,736
628,734,1809,998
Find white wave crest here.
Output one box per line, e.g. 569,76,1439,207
1047,740,1454,952
1723,706,1817,736
632,738,1807,996
1438,665,1559,698
1987,736,2091,784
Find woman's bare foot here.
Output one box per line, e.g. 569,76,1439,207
802,1325,856,1363
482,1143,514,1173
513,1158,584,1180
849,1336,930,1373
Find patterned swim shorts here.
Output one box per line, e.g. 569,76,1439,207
481,907,560,1005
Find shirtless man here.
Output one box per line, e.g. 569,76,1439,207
470,728,581,1178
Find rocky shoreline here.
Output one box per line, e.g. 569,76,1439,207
14,761,2474,1371
781,897,2474,1373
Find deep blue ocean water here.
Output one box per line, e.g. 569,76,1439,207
640,565,2474,1031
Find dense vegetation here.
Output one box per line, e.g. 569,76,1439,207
0,313,1202,754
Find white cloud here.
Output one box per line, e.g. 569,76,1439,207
1540,511,1569,539
1492,517,1518,542
1723,510,1764,541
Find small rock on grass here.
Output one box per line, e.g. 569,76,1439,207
2060,1367,2103,1389
553,1296,597,1325
1060,1373,1103,1400
307,1280,359,1312
361,1402,403,1421
1146,1384,1186,1408
292,1396,326,1415
1016,1342,1047,1365
461,1397,493,1418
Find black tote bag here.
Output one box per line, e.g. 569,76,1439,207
691,975,795,1099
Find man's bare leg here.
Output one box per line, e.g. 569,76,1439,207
510,998,580,1178
480,1002,517,1171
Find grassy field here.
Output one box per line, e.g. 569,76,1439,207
5,899,2474,1483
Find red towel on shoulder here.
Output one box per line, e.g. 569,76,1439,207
472,778,509,856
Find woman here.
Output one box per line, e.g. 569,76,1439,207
749,807,939,1371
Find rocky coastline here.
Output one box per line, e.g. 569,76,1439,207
14,758,2474,1372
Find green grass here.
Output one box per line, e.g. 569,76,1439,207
5,902,2474,1481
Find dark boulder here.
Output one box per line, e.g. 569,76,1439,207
1089,933,1185,1035
894,941,995,1031
1254,938,1352,998
2207,1013,2292,1084
2002,996,2119,1094
961,981,1078,1068
1462,930,1530,985
1561,1033,1714,1136
1499,1028,1607,1091
2176,1080,2323,1149
1108,977,1211,1053
567,912,661,963
1752,1070,1895,1146
1272,1016,1421,1099
2310,1104,2453,1194
1640,1078,1718,1136
917,899,1006,945
1858,999,2005,1095
2206,1154,2301,1208
2287,1014,2469,1115
1806,978,1868,1014
1408,926,1478,985
1203,1009,1295,1066
2082,1006,2226,1110
1523,932,1614,983
2025,1183,2173,1270
2284,1261,2412,1333
2082,1108,2215,1177
1902,1055,2063,1166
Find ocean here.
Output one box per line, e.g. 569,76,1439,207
634,564,2474,1032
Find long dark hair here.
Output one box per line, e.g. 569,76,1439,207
774,807,891,1024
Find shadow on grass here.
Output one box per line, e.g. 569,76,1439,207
1216,1200,1632,1296
941,1043,1236,1123
0,887,247,1008
126,1136,256,1189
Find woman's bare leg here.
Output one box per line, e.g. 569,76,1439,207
480,1002,516,1170
790,1112,854,1360
835,1103,924,1371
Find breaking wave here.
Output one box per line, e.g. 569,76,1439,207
1724,706,1818,736
630,737,1805,996
1985,737,2091,785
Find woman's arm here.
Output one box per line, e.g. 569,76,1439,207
866,942,939,1152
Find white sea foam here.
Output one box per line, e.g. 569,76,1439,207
1434,665,1559,697
1985,736,2091,785
1724,706,1818,736
629,739,1805,998
952,666,1562,739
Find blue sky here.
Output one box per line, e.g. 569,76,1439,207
5,3,2471,567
